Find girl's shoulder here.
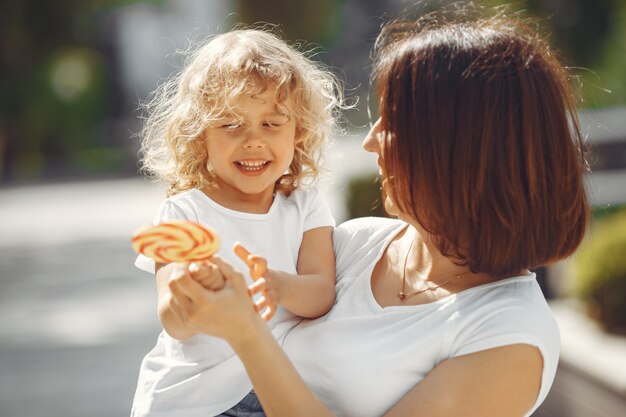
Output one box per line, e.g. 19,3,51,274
284,187,335,230
282,186,323,203
164,188,204,204
153,189,206,222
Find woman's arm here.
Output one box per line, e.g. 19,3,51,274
155,262,197,340
384,344,543,417
231,314,335,417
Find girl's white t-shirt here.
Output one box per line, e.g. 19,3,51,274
283,217,560,417
131,187,334,417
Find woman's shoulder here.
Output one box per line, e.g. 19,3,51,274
334,217,404,242
450,275,560,356
333,217,404,265
459,275,557,322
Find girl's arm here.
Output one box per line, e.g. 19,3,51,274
240,226,336,319
167,259,544,417
273,226,336,318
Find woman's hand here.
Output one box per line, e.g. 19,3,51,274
167,255,266,344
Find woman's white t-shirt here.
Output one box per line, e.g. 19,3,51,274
131,187,335,417
283,217,560,417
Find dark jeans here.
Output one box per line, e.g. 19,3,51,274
216,391,265,417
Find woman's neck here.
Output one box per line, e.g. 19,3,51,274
400,225,497,291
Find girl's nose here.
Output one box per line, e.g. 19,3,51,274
243,130,265,149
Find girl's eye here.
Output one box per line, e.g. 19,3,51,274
264,116,289,128
220,122,242,130
264,121,283,128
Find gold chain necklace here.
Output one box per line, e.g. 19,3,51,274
398,239,471,300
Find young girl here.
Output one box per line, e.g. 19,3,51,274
131,28,344,417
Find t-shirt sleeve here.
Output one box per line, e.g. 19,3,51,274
303,187,335,232
134,200,189,274
448,296,560,416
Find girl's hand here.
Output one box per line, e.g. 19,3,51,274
188,261,225,290
234,243,277,321
167,255,265,343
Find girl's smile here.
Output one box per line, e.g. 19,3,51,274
235,159,271,176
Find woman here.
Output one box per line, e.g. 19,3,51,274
166,10,589,417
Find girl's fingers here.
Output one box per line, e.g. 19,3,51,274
260,303,276,321
248,278,274,320
247,277,266,297
233,243,267,281
188,261,210,281
248,255,267,280
253,296,275,321
254,296,268,313
243,255,266,281
233,242,252,266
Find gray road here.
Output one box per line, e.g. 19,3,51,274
0,178,177,417
0,239,161,417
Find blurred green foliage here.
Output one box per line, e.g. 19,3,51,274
574,207,626,334
494,0,626,108
0,0,162,182
1,0,624,183
346,173,388,219
237,0,345,48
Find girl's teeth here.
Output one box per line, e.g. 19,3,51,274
238,161,267,166
237,161,268,171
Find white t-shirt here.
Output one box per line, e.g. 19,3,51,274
131,187,335,417
283,217,560,417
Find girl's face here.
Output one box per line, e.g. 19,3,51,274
205,86,296,204
362,117,401,217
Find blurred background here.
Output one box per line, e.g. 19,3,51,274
0,0,625,416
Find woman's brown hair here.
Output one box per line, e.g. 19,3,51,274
374,11,590,277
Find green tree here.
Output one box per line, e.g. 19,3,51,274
488,0,626,108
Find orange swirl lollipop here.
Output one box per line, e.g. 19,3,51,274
131,220,220,263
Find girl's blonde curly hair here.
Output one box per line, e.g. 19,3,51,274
139,28,345,196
